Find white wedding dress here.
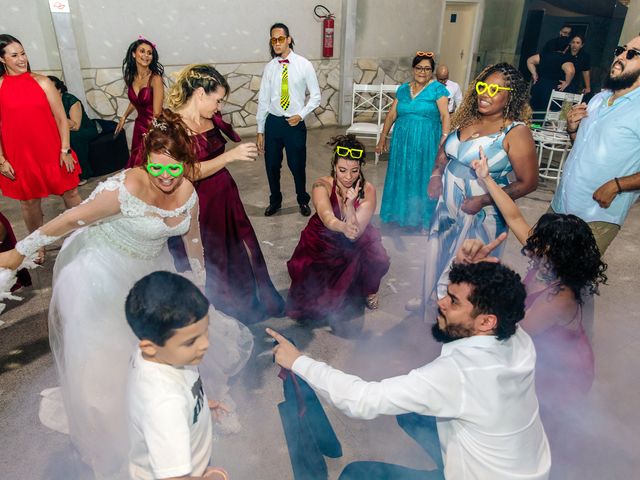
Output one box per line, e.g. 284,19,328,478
13,171,253,479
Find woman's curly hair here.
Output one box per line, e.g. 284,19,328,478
327,134,366,199
451,62,532,131
523,213,608,305
142,108,199,180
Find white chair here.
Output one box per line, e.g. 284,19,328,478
533,129,572,186
346,83,398,164
531,90,583,126
543,90,584,126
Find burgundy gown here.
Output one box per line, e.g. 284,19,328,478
0,212,31,291
170,113,284,324
124,76,154,168
286,180,390,322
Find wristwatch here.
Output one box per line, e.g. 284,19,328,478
61,148,71,154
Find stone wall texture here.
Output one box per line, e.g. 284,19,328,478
38,57,407,139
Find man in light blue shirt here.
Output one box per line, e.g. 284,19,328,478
551,36,640,254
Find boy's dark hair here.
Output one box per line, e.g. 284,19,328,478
449,262,526,340
125,271,209,346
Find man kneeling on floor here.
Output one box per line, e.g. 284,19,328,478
268,261,551,480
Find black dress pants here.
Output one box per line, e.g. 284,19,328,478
264,114,310,207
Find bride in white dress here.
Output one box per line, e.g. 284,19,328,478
0,110,254,479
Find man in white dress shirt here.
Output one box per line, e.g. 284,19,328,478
268,261,551,480
436,65,462,114
256,22,321,217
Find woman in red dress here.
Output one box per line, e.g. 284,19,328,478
286,135,390,323
167,64,284,324
0,35,81,262
115,37,164,168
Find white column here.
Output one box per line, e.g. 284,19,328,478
47,0,94,115
338,0,358,125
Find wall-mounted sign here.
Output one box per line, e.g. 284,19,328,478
48,0,70,13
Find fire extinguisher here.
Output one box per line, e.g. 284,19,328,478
314,4,334,58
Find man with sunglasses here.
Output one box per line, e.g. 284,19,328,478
256,22,321,217
551,37,640,255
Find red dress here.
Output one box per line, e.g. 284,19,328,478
286,181,390,321
0,73,79,200
170,113,285,324
124,77,154,168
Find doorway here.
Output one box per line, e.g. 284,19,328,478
440,2,479,87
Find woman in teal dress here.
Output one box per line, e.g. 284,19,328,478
377,53,450,229
49,76,98,181
422,63,538,305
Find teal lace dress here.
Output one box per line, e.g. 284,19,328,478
380,81,448,228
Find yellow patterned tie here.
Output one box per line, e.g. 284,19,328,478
280,60,290,111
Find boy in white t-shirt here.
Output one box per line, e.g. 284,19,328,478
125,271,228,480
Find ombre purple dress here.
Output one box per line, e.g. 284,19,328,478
170,113,284,324
125,77,154,168
286,180,390,322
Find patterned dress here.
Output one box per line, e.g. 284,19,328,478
423,122,524,301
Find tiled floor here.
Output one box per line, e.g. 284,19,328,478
1,126,639,479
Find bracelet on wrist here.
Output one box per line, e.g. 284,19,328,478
431,174,442,178
614,177,623,194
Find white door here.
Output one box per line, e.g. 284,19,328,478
440,2,478,87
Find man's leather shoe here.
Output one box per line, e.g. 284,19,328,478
264,204,281,216
299,204,311,216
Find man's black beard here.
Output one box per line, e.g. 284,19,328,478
603,65,640,91
431,322,464,344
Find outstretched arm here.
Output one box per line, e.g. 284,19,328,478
471,146,531,245
0,182,122,269
193,143,258,181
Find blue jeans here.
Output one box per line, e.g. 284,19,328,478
338,414,445,480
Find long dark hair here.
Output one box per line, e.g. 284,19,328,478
47,75,67,93
523,213,608,305
269,22,295,59
328,134,366,199
122,39,164,87
0,34,28,76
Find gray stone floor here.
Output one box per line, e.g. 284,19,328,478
1,126,639,479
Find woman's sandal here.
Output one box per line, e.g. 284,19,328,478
365,293,379,310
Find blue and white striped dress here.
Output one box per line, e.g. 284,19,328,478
423,122,524,301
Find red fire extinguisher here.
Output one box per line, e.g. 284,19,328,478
314,4,334,58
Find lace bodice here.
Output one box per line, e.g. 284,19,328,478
16,170,205,285
88,171,197,259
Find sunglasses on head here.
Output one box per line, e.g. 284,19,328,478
614,45,640,60
271,36,287,45
335,146,363,159
146,161,184,177
475,81,512,97
416,51,435,58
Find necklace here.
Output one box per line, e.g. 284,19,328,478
410,80,430,99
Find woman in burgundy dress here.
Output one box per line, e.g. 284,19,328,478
116,37,164,168
0,35,81,263
286,135,390,323
167,64,284,324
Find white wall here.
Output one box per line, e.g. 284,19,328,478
355,0,445,57
67,0,342,68
0,0,61,70
620,0,640,45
